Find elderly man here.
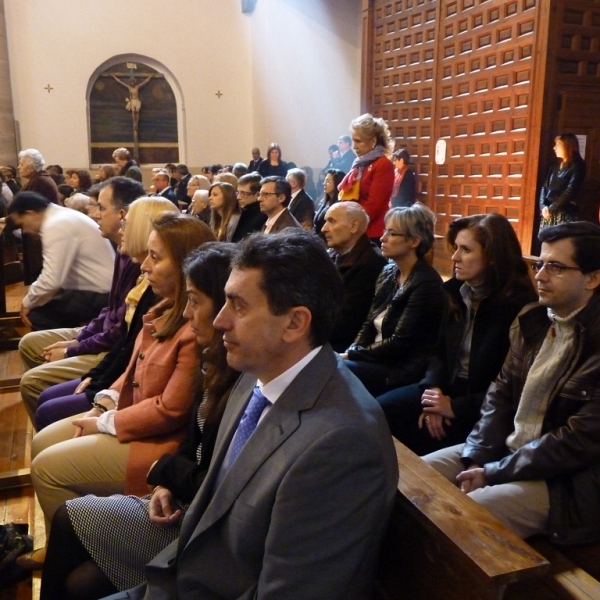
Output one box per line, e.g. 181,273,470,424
101,229,398,600
8,193,115,332
425,221,600,544
112,148,142,182
18,177,145,424
151,169,177,206
322,201,386,352
286,167,315,230
259,176,301,234
248,147,262,172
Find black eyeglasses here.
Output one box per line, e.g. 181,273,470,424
382,229,409,238
531,261,581,276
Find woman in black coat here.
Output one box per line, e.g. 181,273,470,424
376,213,537,455
313,168,345,237
343,203,446,397
539,133,586,230
257,143,290,178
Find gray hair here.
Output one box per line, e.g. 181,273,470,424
286,168,306,188
350,113,394,155
189,175,211,190
385,202,436,258
18,149,45,172
192,189,209,207
64,192,91,214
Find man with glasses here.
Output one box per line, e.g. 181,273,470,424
424,221,600,545
231,172,267,242
258,176,301,234
18,177,145,425
151,168,177,207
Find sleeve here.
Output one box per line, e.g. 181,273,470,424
113,330,199,443
254,426,397,600
69,303,127,356
22,225,79,309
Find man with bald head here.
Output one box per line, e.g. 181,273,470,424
322,201,386,352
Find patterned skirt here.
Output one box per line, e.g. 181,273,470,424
539,211,578,232
66,494,188,591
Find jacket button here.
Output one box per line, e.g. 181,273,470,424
132,381,139,388
138,352,145,359
581,390,587,396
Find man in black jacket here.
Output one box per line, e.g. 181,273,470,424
425,221,600,544
322,202,386,353
231,172,267,242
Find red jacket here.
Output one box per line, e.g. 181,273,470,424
358,156,394,238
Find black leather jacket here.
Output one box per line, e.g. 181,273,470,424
463,294,600,544
347,258,445,387
539,155,586,216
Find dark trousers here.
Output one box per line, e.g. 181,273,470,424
28,289,109,331
344,359,395,397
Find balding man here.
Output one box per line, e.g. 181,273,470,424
322,202,386,352
248,147,262,172
151,169,177,206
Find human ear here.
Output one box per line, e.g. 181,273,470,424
281,306,312,343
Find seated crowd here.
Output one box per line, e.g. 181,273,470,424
5,113,600,599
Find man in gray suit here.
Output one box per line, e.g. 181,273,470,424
104,230,398,600
259,176,301,233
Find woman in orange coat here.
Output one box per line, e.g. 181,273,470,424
30,213,214,533
338,113,395,241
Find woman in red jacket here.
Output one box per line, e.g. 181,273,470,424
338,113,395,241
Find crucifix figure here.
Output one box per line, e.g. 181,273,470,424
111,73,153,129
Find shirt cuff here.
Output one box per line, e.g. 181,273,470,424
94,389,120,410
97,410,117,435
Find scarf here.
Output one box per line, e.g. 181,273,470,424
338,146,386,201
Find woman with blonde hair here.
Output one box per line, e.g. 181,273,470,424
338,113,395,241
209,181,240,241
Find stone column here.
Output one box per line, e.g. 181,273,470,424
0,0,17,166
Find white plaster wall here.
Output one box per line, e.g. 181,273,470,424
4,0,361,171
251,0,362,169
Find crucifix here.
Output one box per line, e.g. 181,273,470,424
103,63,157,163
44,84,53,93
215,90,223,99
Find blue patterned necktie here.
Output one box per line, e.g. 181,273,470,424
228,386,271,466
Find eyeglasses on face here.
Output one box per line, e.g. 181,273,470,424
531,260,581,276
382,229,408,238
258,191,279,198
237,191,257,198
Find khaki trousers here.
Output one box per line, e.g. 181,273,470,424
424,443,550,539
19,329,106,424
31,413,129,529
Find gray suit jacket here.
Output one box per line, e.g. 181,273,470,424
261,208,301,234
110,346,398,600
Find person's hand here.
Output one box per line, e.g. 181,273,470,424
339,353,349,360
149,487,182,527
418,412,451,440
456,466,485,493
74,377,92,394
42,340,78,362
421,388,455,418
20,305,31,328
71,411,101,437
542,206,551,220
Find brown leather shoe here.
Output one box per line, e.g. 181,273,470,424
15,547,46,570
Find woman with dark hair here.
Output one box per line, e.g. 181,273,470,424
257,143,290,178
376,213,537,455
539,133,586,230
314,168,345,237
208,181,240,241
338,113,395,242
39,244,240,600
96,164,116,183
70,169,93,194
343,203,445,397
390,149,416,208
29,214,215,547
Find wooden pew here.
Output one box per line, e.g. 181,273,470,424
376,439,550,600
377,440,600,599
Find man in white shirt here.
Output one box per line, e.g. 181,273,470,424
9,192,115,331
105,230,398,600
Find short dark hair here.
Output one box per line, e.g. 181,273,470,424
392,149,410,163
260,176,291,205
176,164,190,175
238,172,262,193
58,184,74,198
329,144,339,153
339,135,351,145
233,230,343,346
98,176,145,210
539,221,600,274
8,191,50,215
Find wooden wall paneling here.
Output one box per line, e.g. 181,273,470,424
431,0,539,241
368,0,441,208
362,0,375,113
